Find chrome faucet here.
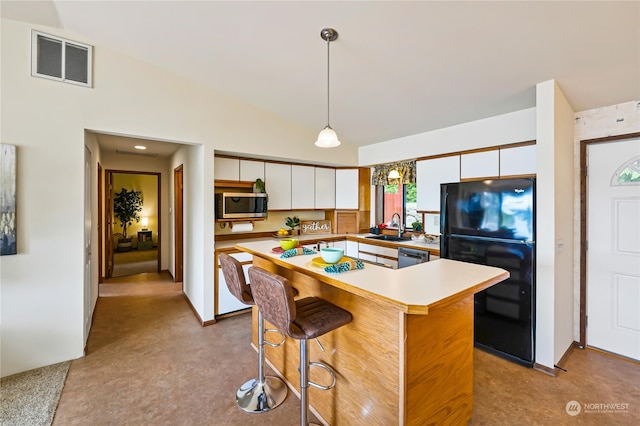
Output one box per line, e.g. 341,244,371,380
390,212,403,238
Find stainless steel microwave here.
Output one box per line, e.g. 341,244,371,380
215,192,268,219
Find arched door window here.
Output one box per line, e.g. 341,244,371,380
611,156,640,186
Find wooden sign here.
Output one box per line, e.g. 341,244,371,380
300,220,332,234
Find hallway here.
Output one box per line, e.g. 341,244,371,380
53,273,639,425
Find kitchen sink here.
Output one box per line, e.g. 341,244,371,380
365,235,411,242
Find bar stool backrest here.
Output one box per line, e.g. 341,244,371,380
219,253,254,306
248,266,297,336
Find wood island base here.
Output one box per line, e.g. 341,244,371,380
250,255,476,425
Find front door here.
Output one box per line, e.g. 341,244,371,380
587,137,640,360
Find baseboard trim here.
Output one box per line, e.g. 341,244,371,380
533,362,559,377
554,341,580,370
182,291,216,327
215,308,251,321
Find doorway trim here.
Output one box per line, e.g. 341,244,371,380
98,162,103,283
104,169,162,279
579,131,640,348
174,165,184,283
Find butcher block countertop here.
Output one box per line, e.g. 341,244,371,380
235,239,507,315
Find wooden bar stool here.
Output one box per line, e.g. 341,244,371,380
248,266,352,426
219,253,288,413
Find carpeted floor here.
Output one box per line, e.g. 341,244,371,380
1,361,71,426
112,248,158,277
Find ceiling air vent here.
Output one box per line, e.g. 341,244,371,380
31,30,93,87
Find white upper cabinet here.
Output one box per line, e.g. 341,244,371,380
416,156,460,212
291,165,315,209
265,162,292,210
214,157,240,181
335,169,359,209
500,145,537,176
239,160,265,182
460,150,499,180
314,167,336,209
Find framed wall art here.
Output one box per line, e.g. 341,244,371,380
1,143,17,255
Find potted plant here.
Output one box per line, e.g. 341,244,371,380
113,188,143,240
412,221,423,234
285,216,300,235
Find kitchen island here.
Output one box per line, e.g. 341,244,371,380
235,240,508,425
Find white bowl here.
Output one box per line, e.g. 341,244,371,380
320,247,344,264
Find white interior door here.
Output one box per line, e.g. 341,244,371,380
587,138,640,360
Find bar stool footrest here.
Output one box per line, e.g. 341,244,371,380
308,361,336,391
264,328,286,347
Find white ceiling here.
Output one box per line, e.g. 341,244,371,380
3,1,639,153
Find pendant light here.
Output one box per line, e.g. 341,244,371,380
315,28,341,148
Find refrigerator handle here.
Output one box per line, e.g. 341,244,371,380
441,191,448,235
440,189,448,258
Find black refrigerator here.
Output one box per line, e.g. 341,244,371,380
440,178,535,366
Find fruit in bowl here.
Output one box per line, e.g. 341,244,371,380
279,238,299,250
277,227,289,236
320,247,344,264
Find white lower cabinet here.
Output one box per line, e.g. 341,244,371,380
345,241,359,257
357,242,398,269
302,241,319,251
216,251,252,315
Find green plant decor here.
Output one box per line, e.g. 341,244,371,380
254,178,266,193
113,188,143,238
412,221,423,233
285,216,300,232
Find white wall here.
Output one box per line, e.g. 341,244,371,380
551,83,576,364
181,143,216,321
84,131,101,346
534,80,575,368
0,18,356,377
358,107,536,165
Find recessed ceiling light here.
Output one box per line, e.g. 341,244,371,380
134,145,147,150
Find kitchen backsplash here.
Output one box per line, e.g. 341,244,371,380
215,210,327,235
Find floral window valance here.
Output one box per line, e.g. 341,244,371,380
371,160,416,185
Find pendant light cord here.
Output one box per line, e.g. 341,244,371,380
326,36,331,127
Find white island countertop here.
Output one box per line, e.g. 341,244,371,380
235,239,508,315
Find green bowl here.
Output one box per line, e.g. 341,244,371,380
320,247,344,264
279,238,299,250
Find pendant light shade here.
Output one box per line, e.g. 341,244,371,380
315,28,341,148
316,125,341,148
